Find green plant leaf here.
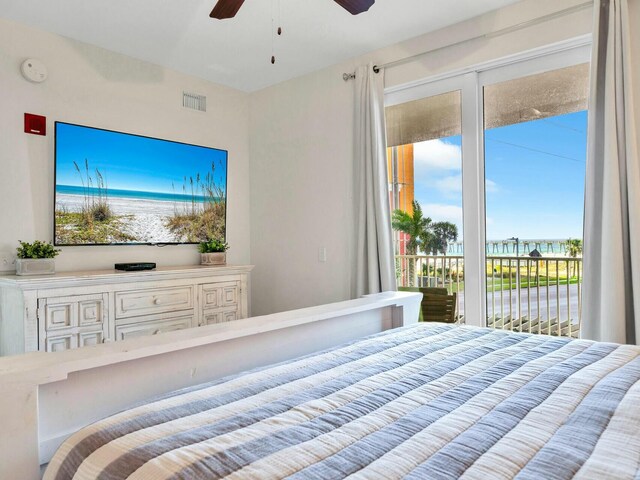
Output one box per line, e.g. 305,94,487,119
16,240,60,259
198,238,229,253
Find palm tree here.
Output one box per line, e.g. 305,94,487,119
392,200,431,286
392,200,431,255
392,200,460,286
566,238,583,278
566,238,583,258
425,221,459,255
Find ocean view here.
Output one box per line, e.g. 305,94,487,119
55,185,220,204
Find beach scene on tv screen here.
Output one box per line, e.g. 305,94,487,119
54,123,228,245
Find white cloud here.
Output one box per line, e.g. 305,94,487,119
420,203,463,229
434,174,462,195
414,139,461,172
429,175,498,197
486,179,499,193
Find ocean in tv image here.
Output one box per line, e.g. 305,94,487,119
54,123,228,245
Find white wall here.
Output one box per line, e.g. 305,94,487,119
249,66,356,316
249,0,593,316
0,18,251,271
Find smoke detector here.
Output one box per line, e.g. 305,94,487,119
21,58,48,83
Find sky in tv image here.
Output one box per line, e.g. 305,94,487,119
55,123,227,195
54,123,228,246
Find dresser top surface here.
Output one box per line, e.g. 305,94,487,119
0,264,254,289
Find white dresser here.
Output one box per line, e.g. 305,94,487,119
0,265,253,356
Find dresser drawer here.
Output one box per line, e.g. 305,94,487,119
115,286,194,319
115,316,192,341
200,282,239,310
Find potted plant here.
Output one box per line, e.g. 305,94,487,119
199,239,229,266
15,240,61,276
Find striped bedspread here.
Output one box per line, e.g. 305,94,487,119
45,324,640,480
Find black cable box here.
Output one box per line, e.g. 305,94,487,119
115,262,157,272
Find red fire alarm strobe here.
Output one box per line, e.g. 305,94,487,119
24,113,46,136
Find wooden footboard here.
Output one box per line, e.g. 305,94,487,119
0,291,421,479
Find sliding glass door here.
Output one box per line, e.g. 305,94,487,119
386,88,465,319
385,41,591,334
481,57,589,337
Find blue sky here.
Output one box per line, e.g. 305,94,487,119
56,123,228,194
413,110,587,241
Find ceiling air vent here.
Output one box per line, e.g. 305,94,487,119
182,92,207,112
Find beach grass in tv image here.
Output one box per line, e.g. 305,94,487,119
54,123,228,245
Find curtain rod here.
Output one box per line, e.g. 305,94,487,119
343,1,592,81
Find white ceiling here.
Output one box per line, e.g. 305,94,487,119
0,0,520,92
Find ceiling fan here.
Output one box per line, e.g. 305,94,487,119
210,0,375,19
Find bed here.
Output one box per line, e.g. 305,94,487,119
43,323,640,480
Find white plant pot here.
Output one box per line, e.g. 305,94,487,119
15,258,56,276
200,252,226,266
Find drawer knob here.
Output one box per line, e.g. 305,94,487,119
153,298,162,305
153,329,161,335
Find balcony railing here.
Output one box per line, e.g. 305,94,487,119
396,255,465,321
396,254,582,338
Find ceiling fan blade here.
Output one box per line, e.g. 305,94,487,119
333,0,375,15
210,0,246,19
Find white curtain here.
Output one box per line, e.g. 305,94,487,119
353,63,397,297
582,0,640,344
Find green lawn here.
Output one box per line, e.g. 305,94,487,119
485,276,580,292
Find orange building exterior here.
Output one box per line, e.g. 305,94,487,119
387,144,415,255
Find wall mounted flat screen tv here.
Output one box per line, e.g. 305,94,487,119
54,122,228,246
